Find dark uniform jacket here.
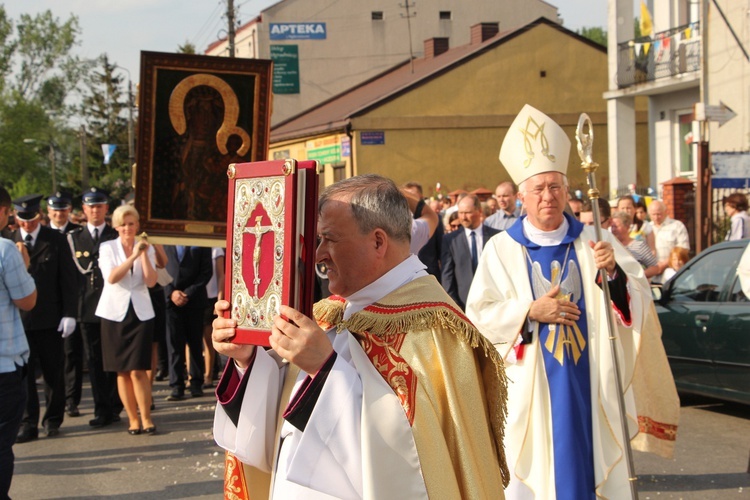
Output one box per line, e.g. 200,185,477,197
13,225,78,330
67,224,118,323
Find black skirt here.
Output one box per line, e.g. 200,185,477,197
101,302,154,372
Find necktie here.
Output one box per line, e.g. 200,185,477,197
24,234,33,252
93,227,99,244
176,245,186,262
470,231,478,272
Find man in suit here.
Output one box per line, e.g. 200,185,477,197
46,192,85,418
441,194,499,310
68,187,121,427
11,194,78,442
164,245,212,400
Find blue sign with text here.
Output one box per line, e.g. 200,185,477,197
270,23,327,40
361,131,385,145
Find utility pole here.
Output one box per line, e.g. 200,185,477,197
127,80,135,169
227,0,236,58
695,0,711,252
48,143,57,193
80,125,89,191
400,1,416,73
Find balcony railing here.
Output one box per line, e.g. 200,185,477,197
616,22,701,88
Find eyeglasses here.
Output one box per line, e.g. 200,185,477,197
525,184,564,196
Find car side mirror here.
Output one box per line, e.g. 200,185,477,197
651,284,663,302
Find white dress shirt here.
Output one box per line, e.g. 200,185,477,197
463,226,484,260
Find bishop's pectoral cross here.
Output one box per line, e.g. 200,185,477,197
244,215,274,298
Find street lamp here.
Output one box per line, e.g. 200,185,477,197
23,138,57,192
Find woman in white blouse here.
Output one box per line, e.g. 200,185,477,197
96,205,158,435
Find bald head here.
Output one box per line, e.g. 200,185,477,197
648,200,667,226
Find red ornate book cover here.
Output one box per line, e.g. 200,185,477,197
224,159,320,346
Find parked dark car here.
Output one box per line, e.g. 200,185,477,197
654,239,750,405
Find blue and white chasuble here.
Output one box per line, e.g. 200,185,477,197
506,215,594,500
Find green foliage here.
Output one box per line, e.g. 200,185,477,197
13,10,83,106
0,9,14,93
0,7,133,205
178,41,197,54
577,26,607,48
0,94,52,194
78,54,133,201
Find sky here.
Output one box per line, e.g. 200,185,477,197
4,0,608,84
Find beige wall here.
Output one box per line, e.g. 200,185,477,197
270,133,353,187
353,24,650,197
208,0,560,125
706,1,749,152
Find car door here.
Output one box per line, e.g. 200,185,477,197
709,268,750,403
658,246,741,393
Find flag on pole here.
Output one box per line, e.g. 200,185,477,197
102,144,117,165
640,1,653,37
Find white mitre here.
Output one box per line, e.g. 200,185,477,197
499,104,571,185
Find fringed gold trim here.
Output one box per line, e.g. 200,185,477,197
313,277,510,486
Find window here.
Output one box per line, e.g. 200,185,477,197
332,163,346,183
678,112,694,174
670,248,741,302
372,11,383,21
439,11,451,20
729,275,749,302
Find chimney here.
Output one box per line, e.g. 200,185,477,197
471,22,499,44
424,37,449,58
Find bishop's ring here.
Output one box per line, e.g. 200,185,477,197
559,311,566,318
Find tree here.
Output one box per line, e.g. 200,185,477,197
0,95,57,196
12,10,86,108
0,7,89,196
78,54,132,201
0,8,14,94
578,26,607,47
178,41,197,54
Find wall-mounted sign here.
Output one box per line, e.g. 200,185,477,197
270,45,300,94
361,131,385,145
270,23,327,40
308,145,341,164
712,152,750,188
341,136,351,157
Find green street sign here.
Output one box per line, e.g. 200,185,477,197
270,44,300,94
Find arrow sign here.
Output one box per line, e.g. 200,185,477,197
694,101,737,127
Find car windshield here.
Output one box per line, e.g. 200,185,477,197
670,247,743,302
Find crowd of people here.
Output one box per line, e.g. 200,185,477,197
208,105,683,499
2,102,747,499
0,185,225,497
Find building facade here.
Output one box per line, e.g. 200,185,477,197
206,0,560,124
606,0,748,198
269,20,636,195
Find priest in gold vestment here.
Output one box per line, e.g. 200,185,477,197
212,174,509,499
